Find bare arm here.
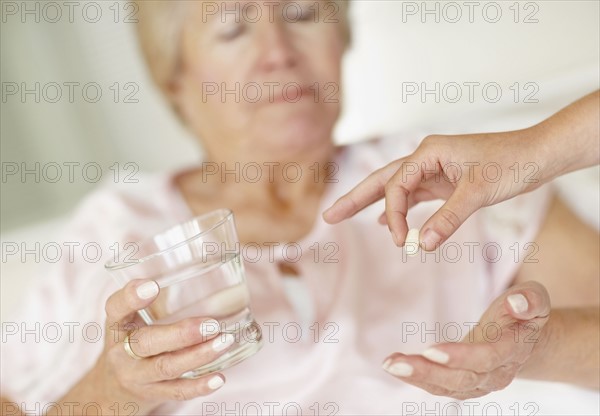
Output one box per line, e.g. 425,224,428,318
513,196,600,388
519,307,599,389
324,90,600,250
1,396,24,416
535,90,600,182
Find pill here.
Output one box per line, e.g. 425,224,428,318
404,228,420,257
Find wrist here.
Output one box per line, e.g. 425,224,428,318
55,358,153,416
517,311,556,379
524,123,565,185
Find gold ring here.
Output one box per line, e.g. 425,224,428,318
123,334,143,360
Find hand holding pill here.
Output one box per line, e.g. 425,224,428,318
323,91,599,250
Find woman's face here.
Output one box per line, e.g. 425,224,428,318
172,0,346,163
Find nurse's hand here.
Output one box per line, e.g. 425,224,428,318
381,281,551,399
323,129,545,250
323,91,599,250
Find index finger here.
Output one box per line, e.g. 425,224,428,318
322,158,404,224
105,279,160,328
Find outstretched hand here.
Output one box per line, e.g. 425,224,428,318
381,281,551,399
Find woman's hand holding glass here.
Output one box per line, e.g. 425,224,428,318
91,279,230,413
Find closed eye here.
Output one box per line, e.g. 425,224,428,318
297,6,317,23
218,22,246,41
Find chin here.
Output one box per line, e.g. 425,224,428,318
249,108,338,158
257,120,334,159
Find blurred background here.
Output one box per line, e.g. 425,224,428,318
1,1,599,411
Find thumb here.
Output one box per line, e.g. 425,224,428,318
419,188,480,250
505,281,551,321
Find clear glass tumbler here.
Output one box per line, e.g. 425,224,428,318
105,209,263,377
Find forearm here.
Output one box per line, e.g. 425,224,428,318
47,361,148,416
2,371,126,415
1,397,24,416
50,373,116,416
0,387,126,416
532,90,600,182
519,307,600,389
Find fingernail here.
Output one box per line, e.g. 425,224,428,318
405,228,420,256
421,229,441,250
208,375,225,390
382,359,413,377
212,333,235,352
392,231,400,246
200,319,221,337
422,348,449,364
507,294,529,314
136,281,159,299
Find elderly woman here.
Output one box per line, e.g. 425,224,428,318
1,1,598,414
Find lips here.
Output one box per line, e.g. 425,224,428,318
261,84,316,104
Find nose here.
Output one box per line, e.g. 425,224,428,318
257,22,298,73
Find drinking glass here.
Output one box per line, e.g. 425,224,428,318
105,209,263,377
